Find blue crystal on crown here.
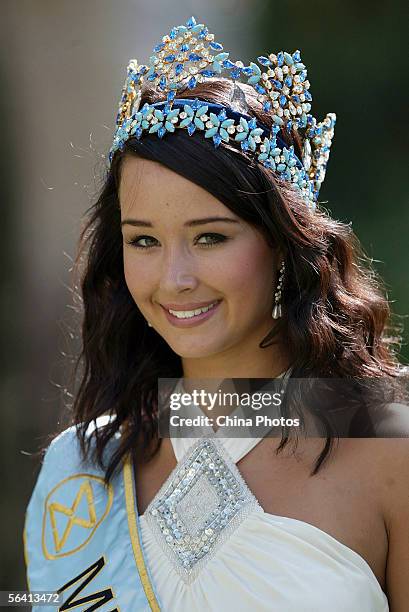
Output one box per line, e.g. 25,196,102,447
109,16,336,209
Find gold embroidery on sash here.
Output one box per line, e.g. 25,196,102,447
123,454,161,612
42,474,113,559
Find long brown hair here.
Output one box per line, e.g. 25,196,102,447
64,79,406,482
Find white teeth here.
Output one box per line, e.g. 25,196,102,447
168,301,219,319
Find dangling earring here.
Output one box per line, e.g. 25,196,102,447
272,261,285,319
147,320,152,327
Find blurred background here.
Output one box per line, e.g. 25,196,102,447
1,0,408,592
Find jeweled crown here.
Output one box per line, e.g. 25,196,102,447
109,16,336,208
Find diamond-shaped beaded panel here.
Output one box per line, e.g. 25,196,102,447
144,437,262,583
176,473,219,537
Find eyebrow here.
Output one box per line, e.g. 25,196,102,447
120,216,240,228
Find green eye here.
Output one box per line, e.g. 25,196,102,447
127,235,158,248
195,233,227,247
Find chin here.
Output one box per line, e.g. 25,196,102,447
165,337,227,360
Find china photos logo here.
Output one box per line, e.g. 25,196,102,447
42,474,113,559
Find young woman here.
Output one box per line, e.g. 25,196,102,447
24,16,409,612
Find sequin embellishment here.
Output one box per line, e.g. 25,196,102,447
144,437,262,583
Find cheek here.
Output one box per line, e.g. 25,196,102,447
223,240,274,296
123,253,153,300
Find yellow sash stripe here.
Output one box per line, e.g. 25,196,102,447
123,454,161,611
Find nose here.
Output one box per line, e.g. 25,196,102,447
158,246,199,294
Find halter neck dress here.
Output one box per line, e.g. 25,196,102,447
138,381,389,612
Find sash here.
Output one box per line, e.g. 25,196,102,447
23,418,161,611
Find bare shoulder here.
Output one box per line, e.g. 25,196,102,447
371,426,409,611
374,402,409,438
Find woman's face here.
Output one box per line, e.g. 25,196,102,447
119,156,280,360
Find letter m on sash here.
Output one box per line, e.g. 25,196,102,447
57,556,118,611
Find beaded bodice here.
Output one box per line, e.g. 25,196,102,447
142,434,263,584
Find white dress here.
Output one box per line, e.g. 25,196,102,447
139,383,389,612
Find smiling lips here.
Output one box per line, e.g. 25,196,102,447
160,299,222,326
167,301,219,318
161,298,219,309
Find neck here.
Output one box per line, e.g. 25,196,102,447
181,336,291,381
